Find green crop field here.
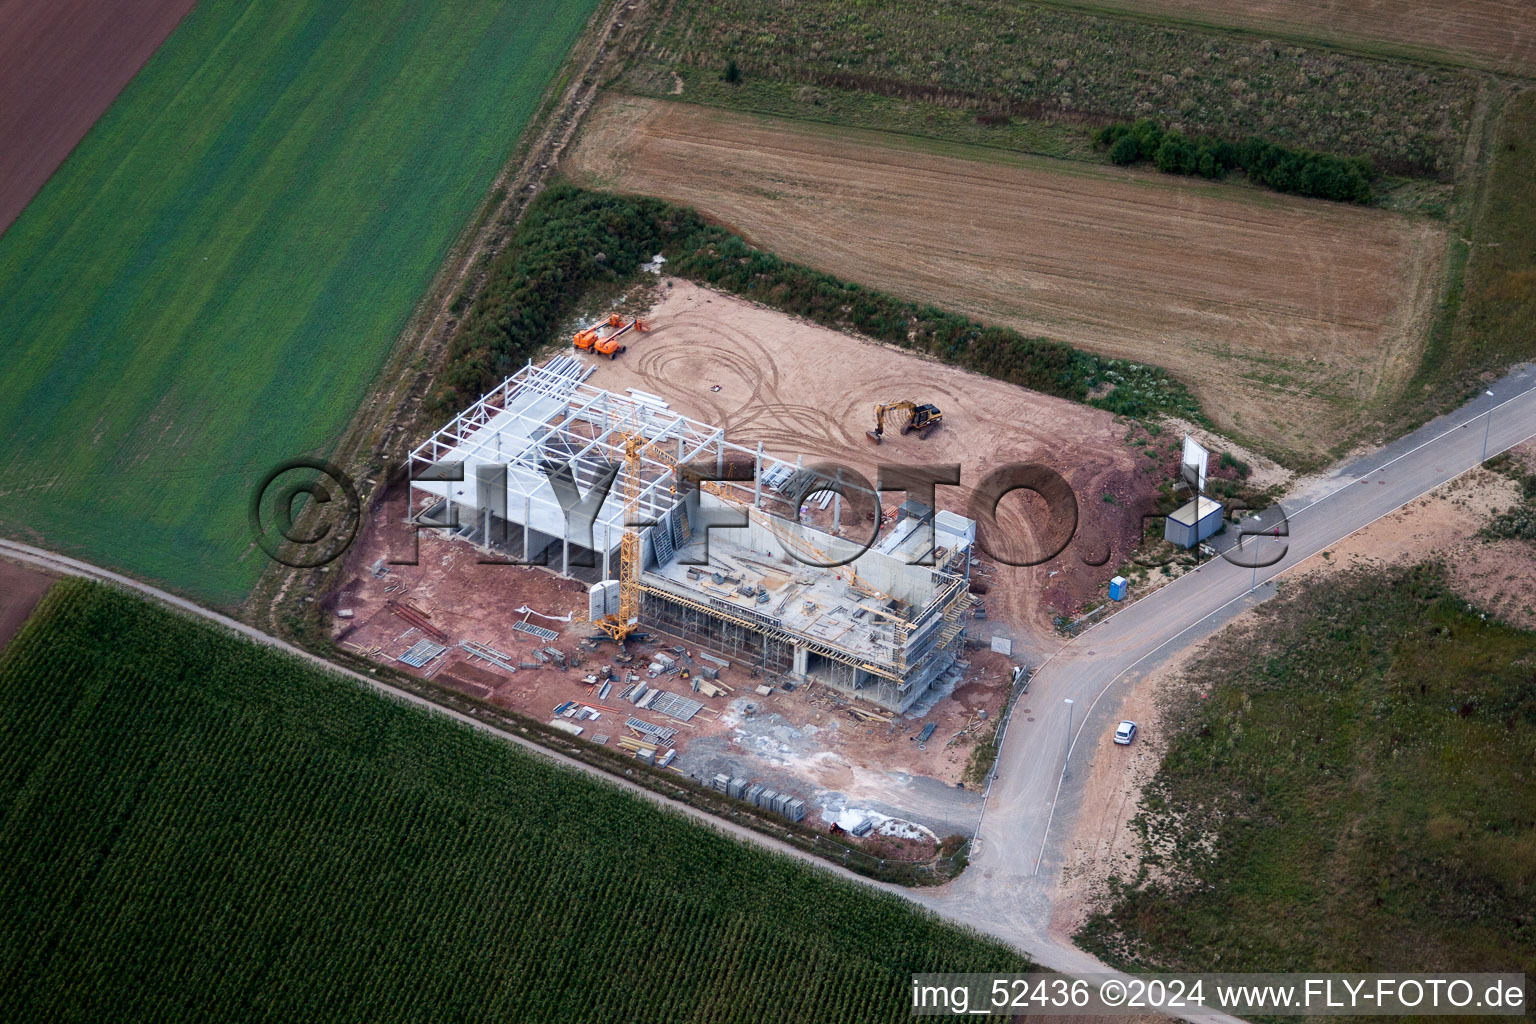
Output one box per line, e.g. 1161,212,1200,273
0,0,598,606
0,579,1027,1021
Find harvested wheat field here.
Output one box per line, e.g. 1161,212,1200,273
1060,0,1536,74
567,98,1449,462
584,280,1164,652
0,0,196,233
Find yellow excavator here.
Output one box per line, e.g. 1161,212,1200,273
867,400,943,444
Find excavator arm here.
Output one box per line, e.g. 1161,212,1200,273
869,401,917,443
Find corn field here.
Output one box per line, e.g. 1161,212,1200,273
0,580,1027,1022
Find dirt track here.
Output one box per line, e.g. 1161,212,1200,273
0,0,196,234
1067,0,1536,74
567,97,1448,461
584,280,1163,650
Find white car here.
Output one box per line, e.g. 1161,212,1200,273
1113,720,1138,745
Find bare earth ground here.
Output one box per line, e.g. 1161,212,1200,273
0,560,54,652
1049,439,1536,938
1054,0,1536,75
566,97,1449,461
587,279,1161,654
0,0,197,233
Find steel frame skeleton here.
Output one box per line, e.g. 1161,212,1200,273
408,360,877,558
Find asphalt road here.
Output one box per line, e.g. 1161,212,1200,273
2,365,1533,1023
915,364,1536,975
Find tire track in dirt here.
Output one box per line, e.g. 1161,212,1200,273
585,281,1164,642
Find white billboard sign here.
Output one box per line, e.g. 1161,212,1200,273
1182,436,1209,493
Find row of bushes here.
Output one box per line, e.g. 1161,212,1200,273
1095,120,1374,204
437,184,1203,420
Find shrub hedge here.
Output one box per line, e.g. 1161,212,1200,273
1096,119,1373,204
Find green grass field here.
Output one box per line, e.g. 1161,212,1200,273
0,580,1026,1021
0,0,598,605
1078,566,1536,974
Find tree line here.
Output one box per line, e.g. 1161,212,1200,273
1095,119,1374,204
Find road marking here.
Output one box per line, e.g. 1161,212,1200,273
1029,381,1536,875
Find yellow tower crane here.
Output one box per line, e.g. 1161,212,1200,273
593,434,647,642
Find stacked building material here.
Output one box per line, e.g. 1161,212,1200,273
384,599,448,642
397,639,447,668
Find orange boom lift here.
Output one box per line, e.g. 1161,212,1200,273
573,314,649,359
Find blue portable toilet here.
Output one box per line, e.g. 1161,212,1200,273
1109,575,1128,601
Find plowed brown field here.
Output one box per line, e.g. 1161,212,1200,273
0,0,196,233
567,98,1448,461
1051,0,1536,74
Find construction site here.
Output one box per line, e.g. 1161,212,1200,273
333,283,1160,843
406,357,977,713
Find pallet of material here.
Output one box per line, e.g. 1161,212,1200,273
548,720,584,737
625,717,677,744
396,638,448,668
617,737,658,763
511,619,559,641
460,640,518,675
647,690,704,722
384,599,449,642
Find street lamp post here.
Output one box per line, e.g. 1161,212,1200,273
1481,389,1496,464
1062,698,1074,780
